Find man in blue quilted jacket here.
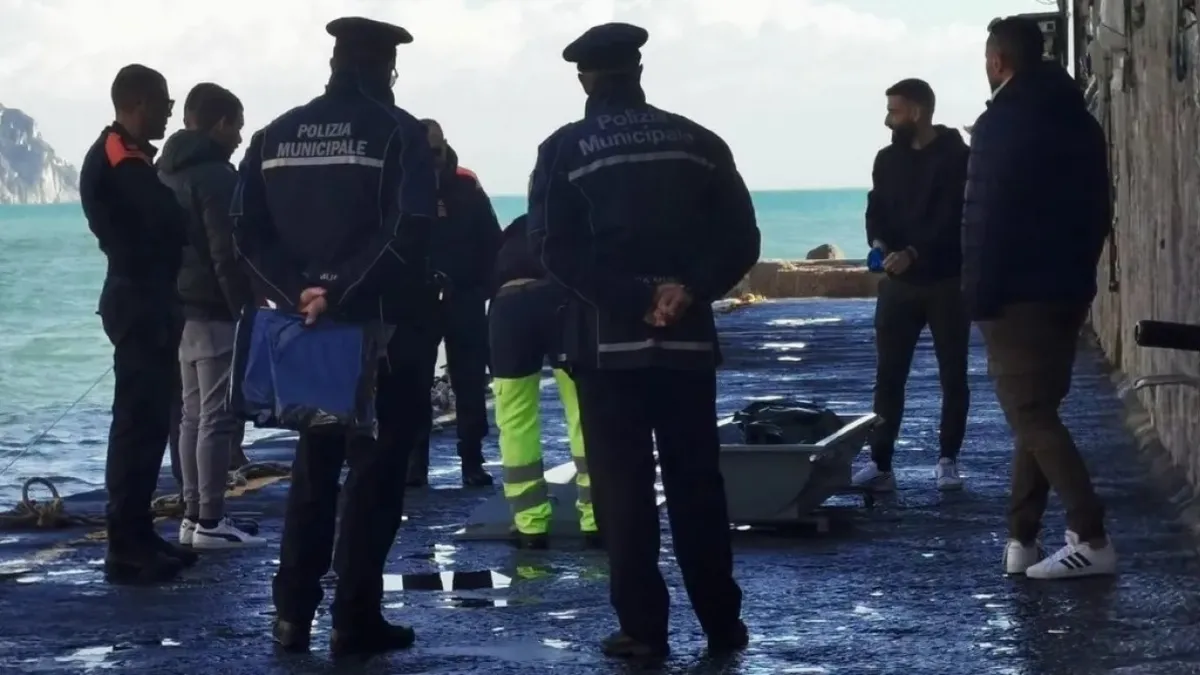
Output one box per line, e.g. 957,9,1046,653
962,15,1115,581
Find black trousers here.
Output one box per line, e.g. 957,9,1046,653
573,367,742,645
870,276,970,470
411,292,490,471
272,337,427,629
168,370,183,491
102,302,180,547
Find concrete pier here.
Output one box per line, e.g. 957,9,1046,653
0,299,1197,674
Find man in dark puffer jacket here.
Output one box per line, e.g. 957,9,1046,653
158,84,263,549
963,16,1115,581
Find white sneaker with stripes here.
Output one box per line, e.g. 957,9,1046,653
1003,539,1041,575
1024,530,1116,580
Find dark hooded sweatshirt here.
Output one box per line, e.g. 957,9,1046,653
865,125,970,284
157,130,253,321
492,214,543,292
429,146,503,298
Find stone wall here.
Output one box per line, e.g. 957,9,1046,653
1085,0,1200,482
732,260,881,299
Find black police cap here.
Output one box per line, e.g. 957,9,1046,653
562,22,648,72
326,17,413,50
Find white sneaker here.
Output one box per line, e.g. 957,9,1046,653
179,518,197,546
935,458,964,491
852,463,896,493
1025,530,1117,580
192,517,268,550
1003,539,1041,575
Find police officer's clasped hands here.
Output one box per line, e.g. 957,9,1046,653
646,282,692,327
299,286,328,325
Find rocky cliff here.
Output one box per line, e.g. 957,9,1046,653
0,104,79,205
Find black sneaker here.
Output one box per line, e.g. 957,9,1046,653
461,464,494,487
272,618,312,653
515,532,549,550
330,621,416,659
600,631,669,661
707,620,749,653
103,547,184,585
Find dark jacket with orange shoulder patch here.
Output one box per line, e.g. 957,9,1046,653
80,123,189,303
429,146,502,297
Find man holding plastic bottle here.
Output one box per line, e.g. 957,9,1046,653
855,77,971,494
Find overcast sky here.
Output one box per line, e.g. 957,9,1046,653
0,0,1057,194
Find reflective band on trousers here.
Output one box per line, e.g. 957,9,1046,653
507,479,551,514
503,460,546,484
493,370,596,535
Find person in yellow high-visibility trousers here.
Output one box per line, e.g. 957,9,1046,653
488,214,600,550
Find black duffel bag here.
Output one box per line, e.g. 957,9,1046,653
719,399,844,445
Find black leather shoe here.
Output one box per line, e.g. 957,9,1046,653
272,619,312,653
461,464,494,487
103,548,184,585
330,621,416,659
515,532,549,550
600,631,669,661
148,532,199,567
707,620,749,653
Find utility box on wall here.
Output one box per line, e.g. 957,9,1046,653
989,11,1070,69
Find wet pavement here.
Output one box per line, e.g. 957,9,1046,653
2,299,1200,674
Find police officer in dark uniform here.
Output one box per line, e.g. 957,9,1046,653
527,23,761,660
231,17,438,659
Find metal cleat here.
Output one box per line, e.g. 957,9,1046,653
1132,374,1200,391
1121,374,1200,398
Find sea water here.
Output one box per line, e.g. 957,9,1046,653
0,188,868,503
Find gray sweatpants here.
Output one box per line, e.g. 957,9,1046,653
178,319,241,521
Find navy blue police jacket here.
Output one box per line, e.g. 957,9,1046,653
527,86,761,371
231,72,439,325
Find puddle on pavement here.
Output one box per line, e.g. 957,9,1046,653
400,543,458,565
2,565,98,586
49,638,182,671
55,645,117,670
760,341,808,351
421,638,587,664
383,569,511,592
381,570,514,609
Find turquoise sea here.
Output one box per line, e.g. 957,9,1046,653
0,189,868,504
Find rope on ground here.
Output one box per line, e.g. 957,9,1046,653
0,461,292,531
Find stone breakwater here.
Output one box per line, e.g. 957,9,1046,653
730,259,881,299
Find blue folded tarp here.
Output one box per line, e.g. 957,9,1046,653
228,307,382,434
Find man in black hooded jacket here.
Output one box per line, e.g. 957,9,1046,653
854,78,971,495
405,119,502,488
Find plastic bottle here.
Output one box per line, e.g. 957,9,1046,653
867,247,885,273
